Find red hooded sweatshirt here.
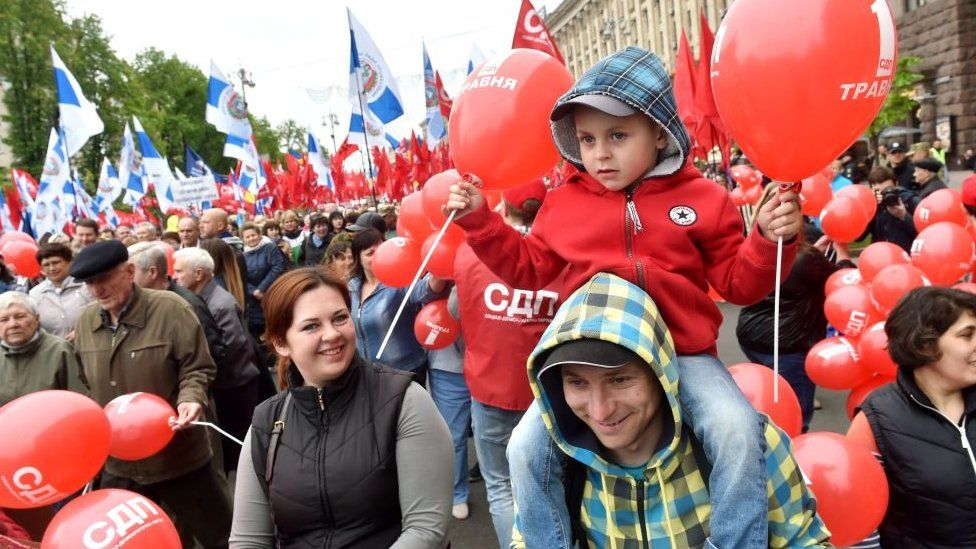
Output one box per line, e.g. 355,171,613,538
453,244,565,410
456,164,797,356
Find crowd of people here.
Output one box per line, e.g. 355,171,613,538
2,44,975,549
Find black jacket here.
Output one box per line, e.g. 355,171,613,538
302,233,333,267
918,177,948,200
861,369,976,548
891,159,916,192
736,250,846,354
250,358,412,548
168,280,225,367
868,188,919,252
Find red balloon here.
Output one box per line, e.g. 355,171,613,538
421,169,461,228
0,231,35,250
798,171,833,216
0,391,110,509
914,188,967,231
870,264,929,315
847,412,880,454
730,186,746,207
711,0,896,181
397,192,435,241
846,376,895,420
421,232,462,280
820,196,871,243
857,322,897,377
450,49,574,190
730,165,762,189
414,299,461,350
806,336,872,390
371,237,422,288
835,184,877,220
824,284,878,339
43,489,180,548
484,190,504,212
104,393,177,461
1,240,40,278
953,282,976,295
857,242,910,283
792,432,889,547
910,221,975,286
728,363,802,438
824,268,863,296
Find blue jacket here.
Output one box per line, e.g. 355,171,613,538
244,237,287,327
348,276,448,373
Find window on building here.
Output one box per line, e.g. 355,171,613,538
906,0,927,11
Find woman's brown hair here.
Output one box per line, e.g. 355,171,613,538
199,238,246,311
262,267,352,388
886,286,976,370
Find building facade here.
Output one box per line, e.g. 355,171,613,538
547,0,975,165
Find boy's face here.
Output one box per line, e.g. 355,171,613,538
574,107,668,191
561,361,665,466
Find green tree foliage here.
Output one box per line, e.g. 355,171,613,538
868,56,925,139
275,119,306,154
0,0,293,187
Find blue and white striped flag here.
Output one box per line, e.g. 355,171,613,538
206,61,253,139
120,123,145,207
307,129,333,190
348,9,403,124
51,46,104,156
132,117,177,213
423,42,446,149
224,133,265,194
97,157,122,202
467,43,486,75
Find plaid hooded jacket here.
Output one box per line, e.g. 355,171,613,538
512,273,830,548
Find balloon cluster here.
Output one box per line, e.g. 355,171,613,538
0,390,180,546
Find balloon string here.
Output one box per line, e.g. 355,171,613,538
376,209,457,361
191,421,243,447
82,481,93,495
774,234,782,404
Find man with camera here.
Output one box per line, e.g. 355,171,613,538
867,166,920,252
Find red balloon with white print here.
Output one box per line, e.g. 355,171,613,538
414,300,460,350
42,489,180,548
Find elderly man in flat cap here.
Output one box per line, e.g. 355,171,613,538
913,157,949,200
70,240,232,548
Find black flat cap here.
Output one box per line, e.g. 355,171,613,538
914,158,943,173
69,240,129,281
348,212,387,234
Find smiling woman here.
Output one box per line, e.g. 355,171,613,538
230,267,454,549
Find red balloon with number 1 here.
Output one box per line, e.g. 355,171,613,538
711,0,896,181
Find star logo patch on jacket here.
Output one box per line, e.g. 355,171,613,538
669,206,697,226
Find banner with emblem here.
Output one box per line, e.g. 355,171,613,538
206,61,253,139
347,9,404,124
511,0,565,64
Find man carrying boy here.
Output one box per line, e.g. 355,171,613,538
446,47,802,547
510,272,830,547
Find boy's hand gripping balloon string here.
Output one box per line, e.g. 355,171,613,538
773,181,802,403
374,174,479,361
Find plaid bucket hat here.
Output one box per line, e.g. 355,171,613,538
550,46,691,179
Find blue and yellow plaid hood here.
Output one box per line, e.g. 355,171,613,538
550,46,691,178
527,272,684,477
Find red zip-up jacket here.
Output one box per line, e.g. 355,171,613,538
453,244,565,411
456,164,796,356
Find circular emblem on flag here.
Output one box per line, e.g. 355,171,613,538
128,152,142,173
669,205,697,226
359,54,382,100
365,119,383,138
98,179,113,194
220,88,248,121
42,154,61,177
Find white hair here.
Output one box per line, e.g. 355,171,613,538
0,291,38,316
173,247,214,275
128,242,169,275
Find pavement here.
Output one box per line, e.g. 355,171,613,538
448,301,852,548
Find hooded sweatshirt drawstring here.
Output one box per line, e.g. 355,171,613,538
655,468,677,549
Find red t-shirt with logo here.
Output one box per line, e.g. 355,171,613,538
454,244,564,411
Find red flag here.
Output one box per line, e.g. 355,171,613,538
511,0,565,64
334,139,359,165
692,9,731,165
674,30,699,148
435,71,453,120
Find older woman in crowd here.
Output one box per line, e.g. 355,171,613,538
322,238,353,282
28,243,93,341
0,292,86,406
240,222,288,339
230,268,453,548
858,286,976,547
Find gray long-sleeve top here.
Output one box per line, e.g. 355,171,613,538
229,382,454,548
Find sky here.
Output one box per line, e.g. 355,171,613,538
64,0,565,154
